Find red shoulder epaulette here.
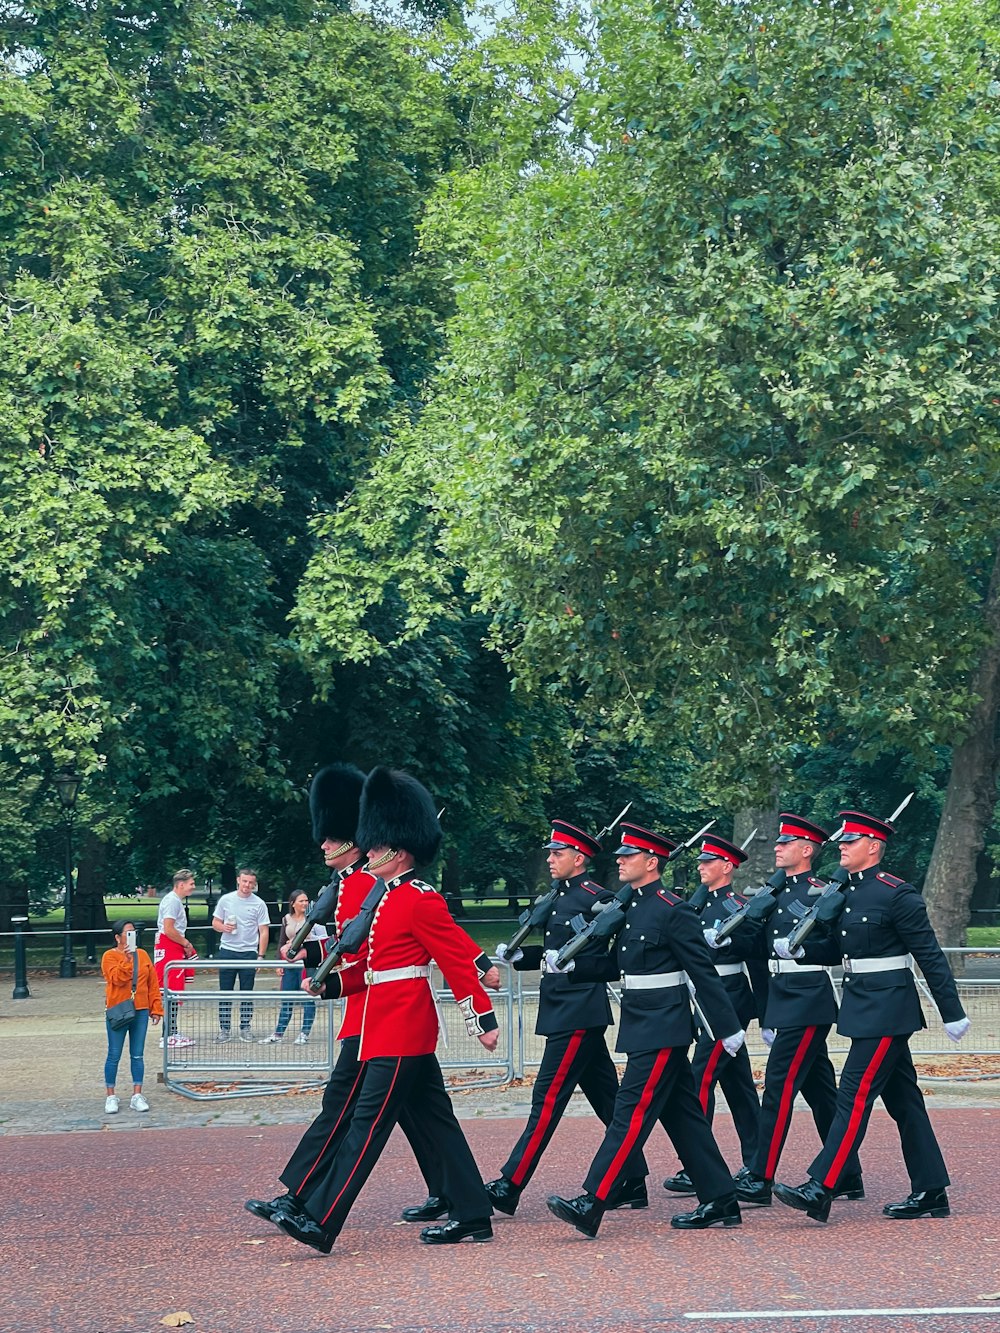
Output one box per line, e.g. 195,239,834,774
657,889,681,906
807,876,826,888
582,880,603,895
875,871,906,888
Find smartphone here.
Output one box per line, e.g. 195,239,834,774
125,929,137,951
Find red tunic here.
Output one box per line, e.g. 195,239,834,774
332,868,378,1042
336,872,498,1059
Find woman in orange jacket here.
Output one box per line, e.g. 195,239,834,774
101,920,163,1114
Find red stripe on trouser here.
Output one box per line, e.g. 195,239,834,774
698,1041,725,1114
320,1058,402,1225
510,1030,585,1186
596,1048,672,1200
823,1037,893,1188
294,1062,367,1196
764,1026,817,1180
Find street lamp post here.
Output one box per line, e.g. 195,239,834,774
55,770,82,980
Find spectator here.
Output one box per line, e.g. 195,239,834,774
102,920,163,1114
213,868,270,1042
153,868,198,1049
260,889,327,1045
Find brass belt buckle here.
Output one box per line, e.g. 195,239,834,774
365,968,374,984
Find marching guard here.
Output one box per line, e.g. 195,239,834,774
486,820,647,1216
546,824,746,1238
773,809,970,1223
277,767,499,1253
724,814,863,1206
663,833,763,1195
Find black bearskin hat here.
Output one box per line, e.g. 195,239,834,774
356,767,442,866
309,763,366,845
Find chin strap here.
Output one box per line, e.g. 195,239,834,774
366,847,397,872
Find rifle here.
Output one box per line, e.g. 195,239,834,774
784,790,914,953
306,873,387,995
283,866,346,962
714,869,787,943
688,826,758,914
554,819,717,969
500,801,634,956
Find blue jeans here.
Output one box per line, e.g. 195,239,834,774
275,964,317,1036
218,949,259,1031
105,1009,150,1087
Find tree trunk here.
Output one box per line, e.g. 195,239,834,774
75,833,109,960
441,852,465,916
733,803,780,893
923,545,1000,948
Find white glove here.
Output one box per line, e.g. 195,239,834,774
944,1017,971,1042
495,943,523,964
543,948,574,974
703,927,731,950
761,1028,777,1048
773,937,805,960
721,1029,746,1057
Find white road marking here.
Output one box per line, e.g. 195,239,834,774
685,1309,1000,1320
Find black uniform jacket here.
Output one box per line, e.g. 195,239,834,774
737,873,839,1028
514,872,614,1036
694,887,766,1029
570,881,741,1054
801,866,965,1039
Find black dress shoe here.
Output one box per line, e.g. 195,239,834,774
670,1195,742,1230
833,1173,865,1201
485,1176,522,1216
420,1217,493,1244
401,1195,451,1223
244,1193,302,1223
277,1209,335,1254
609,1177,648,1210
546,1192,605,1239
734,1171,772,1206
882,1188,950,1219
773,1178,833,1223
662,1169,697,1196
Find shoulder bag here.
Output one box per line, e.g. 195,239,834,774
107,951,139,1031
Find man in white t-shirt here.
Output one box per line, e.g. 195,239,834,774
154,869,198,1049
213,869,271,1042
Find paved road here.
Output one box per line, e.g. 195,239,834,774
2,1112,1000,1333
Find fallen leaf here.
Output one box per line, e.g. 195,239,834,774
243,1238,267,1245
979,1292,1000,1301
160,1314,194,1328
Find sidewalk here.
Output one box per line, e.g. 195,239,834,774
2,973,998,1137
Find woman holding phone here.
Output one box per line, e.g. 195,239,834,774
101,920,163,1114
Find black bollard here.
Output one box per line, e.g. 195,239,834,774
12,916,30,1000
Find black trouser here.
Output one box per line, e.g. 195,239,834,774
584,1047,735,1204
690,1031,760,1167
218,950,258,1031
300,1053,489,1240
279,1037,444,1204
751,1023,860,1181
501,1027,646,1189
809,1035,948,1192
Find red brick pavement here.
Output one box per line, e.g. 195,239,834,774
2,1109,999,1333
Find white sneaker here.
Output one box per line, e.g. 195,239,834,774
104,1095,120,1114
216,1031,233,1043
259,1033,282,1044
238,1030,255,1043
166,1034,196,1048
130,1093,150,1112
294,1033,310,1045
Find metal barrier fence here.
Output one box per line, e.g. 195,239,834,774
162,959,516,1099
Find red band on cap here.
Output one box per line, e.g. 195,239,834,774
701,838,740,866
778,819,823,843
842,818,888,841
549,831,593,855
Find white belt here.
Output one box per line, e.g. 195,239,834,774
365,965,431,985
714,962,746,978
842,954,910,974
621,970,688,990
769,960,827,974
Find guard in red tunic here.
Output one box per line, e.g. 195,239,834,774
484,820,647,1217
277,767,498,1253
546,824,746,1238
663,834,762,1195
246,765,497,1231
773,809,970,1223
726,815,863,1207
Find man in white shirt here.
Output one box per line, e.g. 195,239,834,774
213,869,271,1042
154,869,198,1049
